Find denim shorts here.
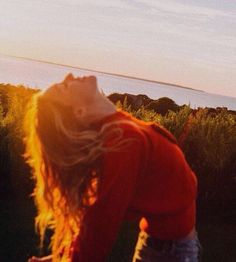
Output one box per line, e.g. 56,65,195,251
132,231,202,262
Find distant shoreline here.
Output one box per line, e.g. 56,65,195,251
0,53,204,94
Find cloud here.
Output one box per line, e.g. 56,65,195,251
124,0,235,19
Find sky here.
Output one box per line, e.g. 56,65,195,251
0,0,236,97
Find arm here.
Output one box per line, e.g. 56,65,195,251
71,128,147,262
28,255,52,262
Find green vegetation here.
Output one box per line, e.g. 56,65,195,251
0,84,236,261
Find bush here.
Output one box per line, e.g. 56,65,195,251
180,108,236,220
0,84,37,197
145,97,179,115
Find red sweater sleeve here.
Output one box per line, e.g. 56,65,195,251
71,127,147,262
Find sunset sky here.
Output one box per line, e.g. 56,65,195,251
0,0,236,97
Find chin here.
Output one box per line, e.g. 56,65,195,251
88,75,97,84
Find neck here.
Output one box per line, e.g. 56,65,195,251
82,94,117,124
92,98,116,120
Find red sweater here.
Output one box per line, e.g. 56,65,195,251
71,110,197,262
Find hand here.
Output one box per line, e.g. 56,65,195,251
28,255,52,262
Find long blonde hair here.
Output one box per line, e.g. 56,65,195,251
23,92,138,261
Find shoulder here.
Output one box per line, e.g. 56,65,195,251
101,110,177,145
102,110,146,138
149,123,177,145
121,112,177,146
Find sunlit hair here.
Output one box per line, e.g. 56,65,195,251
23,91,139,261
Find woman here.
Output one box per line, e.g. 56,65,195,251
25,74,201,262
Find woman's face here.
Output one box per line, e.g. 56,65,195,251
42,74,98,108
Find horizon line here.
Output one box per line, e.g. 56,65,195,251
0,53,206,94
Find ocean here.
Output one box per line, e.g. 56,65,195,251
0,54,236,110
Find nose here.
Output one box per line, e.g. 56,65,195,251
85,75,97,84
88,75,97,81
63,73,75,84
